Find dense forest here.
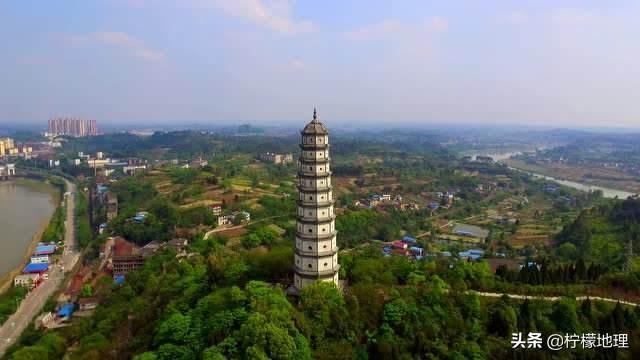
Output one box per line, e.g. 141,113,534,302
556,198,640,270
7,239,640,359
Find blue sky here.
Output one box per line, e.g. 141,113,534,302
2,1,640,128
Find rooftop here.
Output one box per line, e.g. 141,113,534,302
301,109,329,135
23,263,49,274
34,244,56,255
113,237,138,257
453,224,490,239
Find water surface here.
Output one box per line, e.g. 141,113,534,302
0,181,57,277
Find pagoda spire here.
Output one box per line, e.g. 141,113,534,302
313,107,318,121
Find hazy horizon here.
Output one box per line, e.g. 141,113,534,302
3,1,640,128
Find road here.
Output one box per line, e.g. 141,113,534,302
203,215,289,240
471,291,639,307
0,179,79,357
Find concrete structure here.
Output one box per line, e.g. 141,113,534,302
0,138,24,157
293,109,339,290
33,245,56,256
47,118,97,137
0,163,16,178
217,211,250,226
453,223,490,242
259,152,294,165
23,263,49,274
14,273,41,288
209,204,222,216
78,297,99,311
30,254,50,264
106,193,118,221
111,237,145,276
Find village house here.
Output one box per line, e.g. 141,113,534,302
77,297,99,311
111,237,145,277
209,204,222,216
166,238,189,254
14,273,41,288
258,152,294,165
30,254,50,264
106,192,118,221
217,211,250,226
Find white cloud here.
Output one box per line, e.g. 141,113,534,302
199,0,314,34
344,20,405,41
289,59,306,70
551,8,599,26
502,11,528,25
428,16,448,33
65,31,164,62
344,16,448,41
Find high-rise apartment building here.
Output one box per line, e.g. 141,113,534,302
47,118,98,137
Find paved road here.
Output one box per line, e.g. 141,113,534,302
0,179,79,357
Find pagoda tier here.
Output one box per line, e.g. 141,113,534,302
293,109,340,289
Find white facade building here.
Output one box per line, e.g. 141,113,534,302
30,254,50,264
14,273,41,288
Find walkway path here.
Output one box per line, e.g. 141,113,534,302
0,179,79,357
470,291,638,307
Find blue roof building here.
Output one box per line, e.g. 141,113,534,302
132,211,148,223
458,251,482,261
402,236,417,243
57,303,75,319
34,245,56,256
114,274,125,285
23,263,49,274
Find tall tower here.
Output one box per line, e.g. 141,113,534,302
293,109,340,290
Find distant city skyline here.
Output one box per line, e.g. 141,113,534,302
2,1,640,128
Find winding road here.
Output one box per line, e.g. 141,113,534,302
470,291,638,307
0,179,79,357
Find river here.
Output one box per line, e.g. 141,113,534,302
0,180,58,279
468,151,636,199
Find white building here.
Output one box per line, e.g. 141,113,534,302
293,109,340,291
30,254,50,264
14,273,41,288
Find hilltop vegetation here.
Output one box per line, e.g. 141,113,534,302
556,198,640,269
8,240,640,359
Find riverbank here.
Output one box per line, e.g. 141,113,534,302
505,159,639,198
0,219,51,295
0,178,62,294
